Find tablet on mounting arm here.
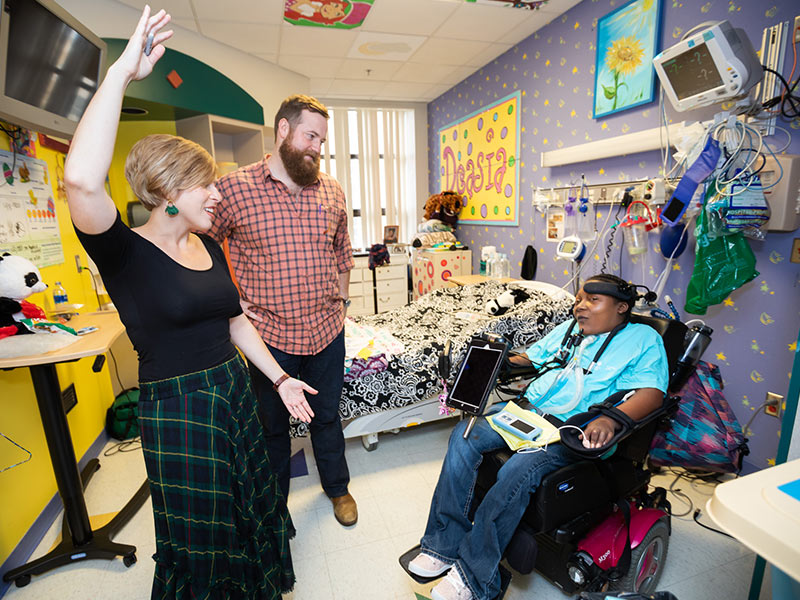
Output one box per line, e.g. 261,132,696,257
446,338,507,416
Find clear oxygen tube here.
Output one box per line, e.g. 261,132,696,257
533,335,595,414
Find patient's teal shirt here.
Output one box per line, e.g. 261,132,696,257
523,319,668,420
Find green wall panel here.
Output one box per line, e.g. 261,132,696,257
104,38,264,125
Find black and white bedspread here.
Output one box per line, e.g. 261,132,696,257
290,280,574,436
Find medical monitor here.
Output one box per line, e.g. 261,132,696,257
0,0,106,138
653,20,761,112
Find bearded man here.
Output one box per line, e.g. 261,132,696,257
210,94,358,527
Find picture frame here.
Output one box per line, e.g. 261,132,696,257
592,0,662,119
383,225,399,244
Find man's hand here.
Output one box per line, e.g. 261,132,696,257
240,299,263,322
580,416,618,449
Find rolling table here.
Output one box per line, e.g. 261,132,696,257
1,312,149,589
706,458,800,587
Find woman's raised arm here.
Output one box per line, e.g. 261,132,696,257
64,6,172,234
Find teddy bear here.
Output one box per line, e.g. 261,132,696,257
0,252,48,340
485,288,530,316
423,190,464,228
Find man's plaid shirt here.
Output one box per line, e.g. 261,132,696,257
210,156,354,354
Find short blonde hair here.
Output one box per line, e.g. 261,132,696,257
125,134,216,210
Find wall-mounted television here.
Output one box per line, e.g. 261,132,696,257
0,0,106,138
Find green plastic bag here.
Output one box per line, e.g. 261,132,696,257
685,184,759,315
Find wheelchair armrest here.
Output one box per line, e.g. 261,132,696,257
559,390,677,459
498,353,540,383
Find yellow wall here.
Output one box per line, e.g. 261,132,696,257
0,119,174,567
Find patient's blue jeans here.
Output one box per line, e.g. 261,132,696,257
421,417,572,600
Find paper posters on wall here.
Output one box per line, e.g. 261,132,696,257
0,149,64,268
438,91,520,226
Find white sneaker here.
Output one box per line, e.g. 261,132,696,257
431,567,473,600
408,552,452,577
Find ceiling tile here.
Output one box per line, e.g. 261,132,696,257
172,18,198,33
117,0,195,19
336,59,403,80
326,79,387,99
347,31,428,62
200,22,280,54
361,0,458,36
280,26,359,57
310,78,334,97
191,0,284,24
278,56,345,79
394,62,465,85
434,3,537,43
410,37,491,67
423,83,454,102
252,53,279,64
503,8,559,45
374,81,438,101
465,42,513,68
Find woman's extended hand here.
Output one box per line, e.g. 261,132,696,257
580,415,618,449
115,6,173,82
277,378,318,423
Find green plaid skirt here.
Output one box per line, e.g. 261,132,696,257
139,354,294,599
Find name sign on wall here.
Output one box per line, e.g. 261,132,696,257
438,91,520,226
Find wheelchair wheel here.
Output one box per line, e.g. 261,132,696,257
610,517,669,595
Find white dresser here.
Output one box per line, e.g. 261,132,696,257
349,252,409,315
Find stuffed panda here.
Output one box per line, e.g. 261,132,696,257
0,253,48,339
485,288,530,316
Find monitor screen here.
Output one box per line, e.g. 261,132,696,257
560,240,577,253
5,0,101,121
661,42,724,100
448,345,504,412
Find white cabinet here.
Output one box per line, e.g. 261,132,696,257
175,114,273,173
349,252,409,315
348,256,375,316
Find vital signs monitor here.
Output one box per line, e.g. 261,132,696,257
653,20,762,112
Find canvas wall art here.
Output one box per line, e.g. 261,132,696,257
593,0,661,118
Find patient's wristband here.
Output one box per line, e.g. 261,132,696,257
272,373,290,391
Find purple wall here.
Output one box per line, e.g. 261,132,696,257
427,0,800,471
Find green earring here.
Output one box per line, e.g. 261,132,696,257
165,201,179,216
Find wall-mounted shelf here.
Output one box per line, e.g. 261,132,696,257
176,114,273,172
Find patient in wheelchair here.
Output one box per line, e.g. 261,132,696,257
409,274,668,600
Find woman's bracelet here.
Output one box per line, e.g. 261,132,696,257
272,373,291,391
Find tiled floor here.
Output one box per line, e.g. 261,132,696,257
2,419,772,600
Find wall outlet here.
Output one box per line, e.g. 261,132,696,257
764,392,783,419
794,16,800,43
74,254,83,273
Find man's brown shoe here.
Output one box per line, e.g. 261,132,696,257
331,493,358,526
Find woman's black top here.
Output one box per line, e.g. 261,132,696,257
75,212,242,382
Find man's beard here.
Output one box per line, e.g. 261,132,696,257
279,139,320,187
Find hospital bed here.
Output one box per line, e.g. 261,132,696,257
290,280,574,450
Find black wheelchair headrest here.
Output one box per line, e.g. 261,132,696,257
629,314,687,377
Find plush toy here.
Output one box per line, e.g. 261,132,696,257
485,288,530,316
0,253,48,340
423,191,463,228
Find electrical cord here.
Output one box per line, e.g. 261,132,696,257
693,509,734,538
103,437,141,455
761,66,800,119
0,431,33,473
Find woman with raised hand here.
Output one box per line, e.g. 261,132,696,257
64,6,314,598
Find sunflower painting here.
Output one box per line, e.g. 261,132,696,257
593,0,661,118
